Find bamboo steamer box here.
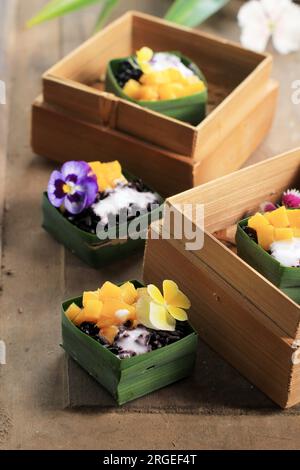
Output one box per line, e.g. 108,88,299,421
31,11,278,197
143,148,300,408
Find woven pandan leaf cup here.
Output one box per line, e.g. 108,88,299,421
106,52,208,125
61,280,198,405
236,218,300,303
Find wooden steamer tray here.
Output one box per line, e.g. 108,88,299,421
31,11,278,197
143,148,300,408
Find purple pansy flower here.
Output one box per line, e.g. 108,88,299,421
282,189,300,209
47,161,98,215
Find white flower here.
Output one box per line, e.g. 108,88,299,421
238,0,300,54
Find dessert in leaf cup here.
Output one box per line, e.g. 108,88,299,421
43,160,163,267
236,188,300,303
106,47,208,125
62,280,198,404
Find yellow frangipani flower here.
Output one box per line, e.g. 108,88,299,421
147,280,191,322
136,280,191,331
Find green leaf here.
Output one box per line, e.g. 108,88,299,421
94,0,119,31
165,0,231,27
27,0,104,28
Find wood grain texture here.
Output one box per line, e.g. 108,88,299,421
31,96,194,197
145,150,300,407
40,10,275,162
144,221,300,409
2,0,300,450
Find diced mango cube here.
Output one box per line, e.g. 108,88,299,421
167,68,184,82
120,282,138,305
96,173,111,192
98,281,122,300
89,161,111,192
96,299,136,328
136,46,153,63
89,161,102,175
101,299,135,319
287,209,300,228
123,79,142,100
183,81,206,96
102,161,127,186
65,303,82,322
257,225,274,250
89,161,126,191
140,70,169,86
248,212,270,231
74,299,103,326
268,206,289,228
263,211,274,223
274,228,294,241
100,325,119,345
83,291,99,307
169,82,185,98
185,75,202,85
293,228,300,237
158,83,177,100
158,82,185,100
139,85,159,101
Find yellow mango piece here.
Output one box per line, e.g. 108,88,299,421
136,46,153,63
98,281,122,300
167,68,184,82
140,62,153,74
287,209,300,228
89,161,102,175
140,70,169,86
100,325,119,345
248,212,270,231
158,83,177,100
274,228,293,241
65,303,82,322
102,161,127,187
83,291,99,307
120,282,138,305
293,228,300,237
96,173,111,192
123,79,141,100
169,82,185,98
185,75,201,85
159,82,185,100
74,299,103,326
256,225,274,250
183,81,206,96
268,206,289,228
263,211,274,223
89,161,111,191
139,85,159,101
97,299,136,328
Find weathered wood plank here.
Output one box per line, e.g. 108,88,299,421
2,0,300,451
0,0,63,449
0,0,17,266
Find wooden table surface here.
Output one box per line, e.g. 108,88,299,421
1,0,300,450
